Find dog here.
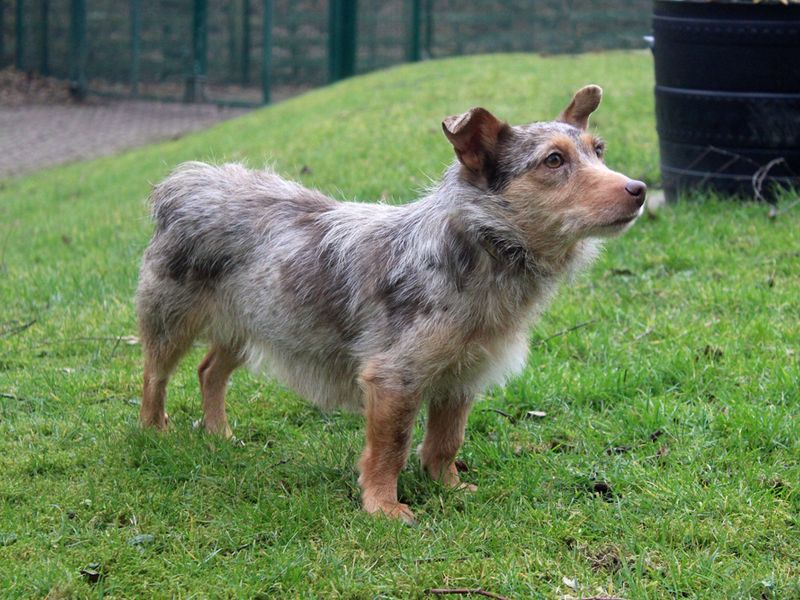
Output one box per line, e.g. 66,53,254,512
136,85,645,524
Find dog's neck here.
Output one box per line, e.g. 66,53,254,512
427,164,599,282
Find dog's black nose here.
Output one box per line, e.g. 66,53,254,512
625,180,647,206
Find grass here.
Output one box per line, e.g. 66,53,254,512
1,51,798,599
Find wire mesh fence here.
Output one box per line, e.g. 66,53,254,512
2,0,652,106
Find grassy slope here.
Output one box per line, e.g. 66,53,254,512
1,52,798,599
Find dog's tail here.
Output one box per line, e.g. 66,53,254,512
149,161,231,232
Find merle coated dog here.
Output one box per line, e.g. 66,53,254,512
136,85,645,524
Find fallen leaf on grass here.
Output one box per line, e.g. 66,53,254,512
129,533,154,547
80,563,102,584
525,410,547,419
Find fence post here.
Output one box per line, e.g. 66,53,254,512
185,0,208,102
0,2,4,67
343,1,357,77
261,0,272,103
242,0,251,85
0,2,6,67
226,0,236,82
328,0,357,82
15,0,25,70
69,0,87,98
424,0,433,58
130,0,140,96
366,0,376,71
407,0,420,62
40,0,49,74
328,0,339,82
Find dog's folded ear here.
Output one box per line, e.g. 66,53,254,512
442,107,509,177
558,85,603,130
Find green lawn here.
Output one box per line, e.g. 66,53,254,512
1,52,798,599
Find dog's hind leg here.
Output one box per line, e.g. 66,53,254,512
419,393,476,491
140,332,195,431
137,281,206,431
357,367,423,525
198,345,242,438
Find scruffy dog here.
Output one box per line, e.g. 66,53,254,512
136,85,645,524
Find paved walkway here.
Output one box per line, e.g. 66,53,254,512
0,99,249,179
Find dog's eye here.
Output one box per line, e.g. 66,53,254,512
595,144,605,159
544,153,564,169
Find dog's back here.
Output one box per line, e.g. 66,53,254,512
144,162,333,284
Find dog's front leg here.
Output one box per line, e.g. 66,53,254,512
419,393,476,491
357,370,421,525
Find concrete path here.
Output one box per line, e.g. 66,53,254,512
0,99,249,179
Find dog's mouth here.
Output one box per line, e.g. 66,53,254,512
592,207,643,237
606,214,639,227
604,206,644,229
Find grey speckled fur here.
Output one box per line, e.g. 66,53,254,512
136,87,647,521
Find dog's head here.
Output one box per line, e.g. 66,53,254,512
442,86,645,243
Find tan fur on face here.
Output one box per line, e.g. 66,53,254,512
581,133,601,152
503,132,639,258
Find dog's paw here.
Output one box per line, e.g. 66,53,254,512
425,462,475,491
140,411,170,431
199,419,233,439
363,498,417,526
441,476,477,492
382,502,417,526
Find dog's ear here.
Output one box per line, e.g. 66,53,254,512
558,85,603,130
442,107,508,175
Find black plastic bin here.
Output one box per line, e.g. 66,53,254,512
652,0,800,201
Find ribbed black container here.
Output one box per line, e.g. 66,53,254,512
652,0,800,200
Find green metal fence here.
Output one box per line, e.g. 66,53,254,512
2,0,652,106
